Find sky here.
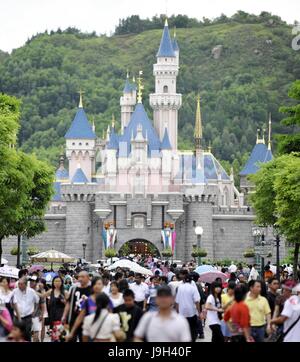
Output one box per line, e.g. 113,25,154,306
0,0,300,53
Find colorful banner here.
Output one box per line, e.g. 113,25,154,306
161,227,176,253
171,230,176,254
102,227,108,250
107,228,117,248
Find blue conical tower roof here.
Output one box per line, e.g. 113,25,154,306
123,78,132,93
71,167,88,183
65,107,96,139
240,143,272,176
172,36,179,51
107,126,119,149
161,127,172,150
157,19,175,58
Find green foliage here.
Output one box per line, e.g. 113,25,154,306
243,248,255,258
27,246,40,256
281,247,300,265
278,80,300,154
104,248,117,258
0,93,54,263
0,13,298,170
10,247,19,256
119,243,130,257
161,247,173,257
191,247,207,257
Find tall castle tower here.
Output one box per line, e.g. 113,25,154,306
64,91,96,181
150,19,182,151
120,73,136,132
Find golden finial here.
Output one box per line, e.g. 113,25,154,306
208,140,212,153
78,89,85,108
111,114,115,128
268,113,272,151
102,129,105,139
137,70,144,104
126,69,129,79
165,18,168,27
194,94,203,150
132,75,135,83
256,128,260,144
92,119,95,132
174,26,176,38
262,128,266,144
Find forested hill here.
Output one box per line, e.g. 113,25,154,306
0,12,299,173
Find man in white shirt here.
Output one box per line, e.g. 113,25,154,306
129,274,149,310
175,274,201,341
12,276,39,341
248,264,259,282
270,283,300,342
134,285,191,342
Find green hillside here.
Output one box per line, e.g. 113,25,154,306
0,14,299,173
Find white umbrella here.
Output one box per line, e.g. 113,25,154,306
228,264,237,273
107,259,153,276
30,250,76,263
1,258,8,265
0,265,19,279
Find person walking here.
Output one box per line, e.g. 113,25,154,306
113,289,143,342
224,284,253,342
109,282,124,308
146,276,160,312
66,276,103,342
134,285,191,342
61,271,92,342
129,274,148,310
221,281,235,341
266,277,280,317
175,274,201,342
41,276,67,342
248,264,259,282
82,293,124,342
205,281,224,342
245,280,271,342
11,277,39,341
270,283,300,342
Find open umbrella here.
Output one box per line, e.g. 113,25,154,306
30,250,76,263
0,265,20,279
107,259,153,276
199,270,227,284
29,265,44,273
1,258,8,265
195,265,214,274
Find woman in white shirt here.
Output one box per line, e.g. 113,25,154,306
205,281,224,342
82,293,124,342
109,282,124,309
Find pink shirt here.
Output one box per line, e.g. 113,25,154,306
0,308,13,332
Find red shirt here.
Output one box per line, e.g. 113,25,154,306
224,301,250,333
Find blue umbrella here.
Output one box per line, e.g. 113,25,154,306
43,272,57,283
195,265,214,274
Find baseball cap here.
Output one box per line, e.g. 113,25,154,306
157,285,172,297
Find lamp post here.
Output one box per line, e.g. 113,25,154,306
252,227,264,279
82,243,87,260
194,226,204,266
273,227,281,281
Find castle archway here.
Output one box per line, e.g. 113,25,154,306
119,239,160,258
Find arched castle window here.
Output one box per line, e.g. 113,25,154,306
72,142,75,146
79,142,82,146
86,142,89,146
163,85,168,93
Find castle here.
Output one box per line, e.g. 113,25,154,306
3,20,285,264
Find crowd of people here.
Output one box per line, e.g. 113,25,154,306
0,257,300,343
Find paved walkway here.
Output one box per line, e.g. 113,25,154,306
197,323,212,342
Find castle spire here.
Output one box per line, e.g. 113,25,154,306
256,128,265,144
111,114,115,129
137,70,144,103
194,94,203,150
268,113,272,150
78,89,84,108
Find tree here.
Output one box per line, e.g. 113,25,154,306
250,154,300,279
0,94,54,264
278,80,300,154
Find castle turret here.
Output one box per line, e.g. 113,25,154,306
194,95,203,157
150,19,182,151
172,28,179,65
65,91,96,181
161,126,172,184
120,72,136,133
